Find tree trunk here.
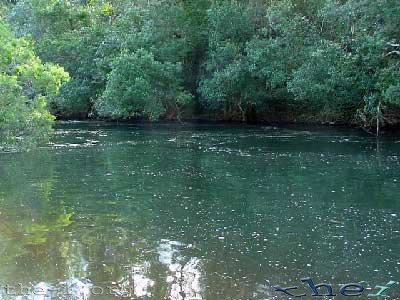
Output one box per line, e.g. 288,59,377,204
376,102,380,137
238,101,245,122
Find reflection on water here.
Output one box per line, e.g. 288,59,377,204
111,262,154,298
0,122,399,299
157,240,203,300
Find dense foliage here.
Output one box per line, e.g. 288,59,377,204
0,13,68,149
2,0,400,130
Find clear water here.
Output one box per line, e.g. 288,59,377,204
0,122,398,300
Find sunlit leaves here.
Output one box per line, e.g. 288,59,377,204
0,19,69,148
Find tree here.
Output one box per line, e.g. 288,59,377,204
288,41,361,122
96,49,191,120
0,17,69,148
199,1,265,121
4,0,400,128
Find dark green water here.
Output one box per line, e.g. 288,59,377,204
0,122,399,300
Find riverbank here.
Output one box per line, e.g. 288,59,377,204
55,110,400,136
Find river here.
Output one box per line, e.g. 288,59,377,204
0,122,398,300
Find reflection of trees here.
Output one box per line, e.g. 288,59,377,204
0,150,75,283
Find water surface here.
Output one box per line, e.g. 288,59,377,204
0,123,399,299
